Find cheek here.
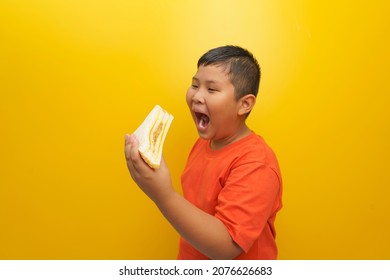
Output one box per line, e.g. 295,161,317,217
186,89,193,106
210,98,237,122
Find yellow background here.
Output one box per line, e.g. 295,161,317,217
1,0,389,259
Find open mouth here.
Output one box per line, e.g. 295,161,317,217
195,112,210,130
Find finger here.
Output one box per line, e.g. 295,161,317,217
124,134,134,169
124,134,137,161
129,136,140,160
125,134,146,181
126,134,146,171
125,134,153,175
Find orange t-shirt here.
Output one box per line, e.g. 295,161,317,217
178,132,283,260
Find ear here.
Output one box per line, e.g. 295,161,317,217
238,94,256,116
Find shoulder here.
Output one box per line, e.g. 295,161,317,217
236,133,274,162
231,133,281,175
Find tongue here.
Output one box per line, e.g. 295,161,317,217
199,115,209,128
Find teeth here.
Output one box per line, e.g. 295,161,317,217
199,115,208,128
199,117,205,128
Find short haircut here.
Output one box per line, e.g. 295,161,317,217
197,45,261,100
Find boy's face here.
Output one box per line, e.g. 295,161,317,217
186,65,243,143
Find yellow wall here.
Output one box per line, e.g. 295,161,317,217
1,0,389,259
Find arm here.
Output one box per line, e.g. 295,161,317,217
124,134,242,259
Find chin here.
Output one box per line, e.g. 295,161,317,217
197,131,212,140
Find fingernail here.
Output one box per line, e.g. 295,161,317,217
130,134,137,144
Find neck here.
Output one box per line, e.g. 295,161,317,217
210,124,251,150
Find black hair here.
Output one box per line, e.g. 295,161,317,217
197,45,261,100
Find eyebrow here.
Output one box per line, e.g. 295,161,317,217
192,77,218,84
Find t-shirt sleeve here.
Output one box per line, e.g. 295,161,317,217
214,161,281,253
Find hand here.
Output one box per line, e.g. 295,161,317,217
124,134,174,203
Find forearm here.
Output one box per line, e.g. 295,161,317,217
124,135,241,259
155,191,242,260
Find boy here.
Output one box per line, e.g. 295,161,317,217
125,45,283,260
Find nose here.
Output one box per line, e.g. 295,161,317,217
191,88,205,104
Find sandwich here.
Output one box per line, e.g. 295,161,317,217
133,105,174,169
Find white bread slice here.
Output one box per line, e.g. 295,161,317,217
133,105,173,169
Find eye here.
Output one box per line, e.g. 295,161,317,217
208,88,217,93
191,84,199,89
